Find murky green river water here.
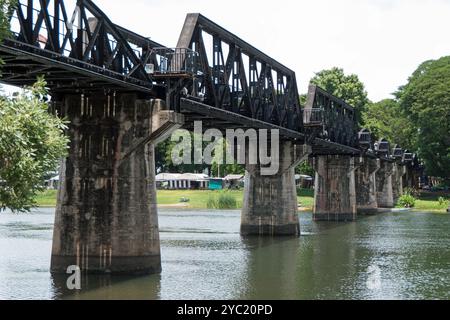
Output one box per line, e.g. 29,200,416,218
0,208,449,300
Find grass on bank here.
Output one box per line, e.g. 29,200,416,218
158,189,243,209
413,192,450,212
35,189,58,206
34,188,316,210
33,188,448,212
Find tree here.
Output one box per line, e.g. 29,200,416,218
155,132,212,174
362,99,414,149
396,56,450,178
0,78,69,211
1,2,69,211
310,67,370,124
0,1,15,42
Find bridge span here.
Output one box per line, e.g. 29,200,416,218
0,0,422,274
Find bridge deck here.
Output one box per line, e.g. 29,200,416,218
180,98,363,156
0,39,155,93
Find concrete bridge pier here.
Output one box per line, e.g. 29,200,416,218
355,157,380,214
241,143,311,236
313,155,357,221
50,92,183,274
392,163,405,204
376,161,394,208
402,164,416,190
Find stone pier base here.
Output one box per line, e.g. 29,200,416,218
356,158,380,214
50,92,183,274
376,161,394,208
313,155,357,221
241,143,310,236
392,163,405,204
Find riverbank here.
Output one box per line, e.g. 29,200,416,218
34,189,315,210
33,189,448,212
412,192,450,213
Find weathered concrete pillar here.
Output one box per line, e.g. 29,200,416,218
50,92,183,274
355,157,380,213
392,163,405,204
402,164,415,190
313,155,357,221
241,143,310,236
376,161,394,208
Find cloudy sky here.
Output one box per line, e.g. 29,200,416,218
87,0,449,102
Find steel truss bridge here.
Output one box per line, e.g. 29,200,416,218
0,0,421,167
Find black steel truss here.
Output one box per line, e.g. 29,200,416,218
0,2,422,161
174,13,303,132
304,84,358,147
0,0,167,93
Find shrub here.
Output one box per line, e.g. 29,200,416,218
398,194,416,208
217,192,237,209
207,192,237,209
206,195,218,209
438,197,448,207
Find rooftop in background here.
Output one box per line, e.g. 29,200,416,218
155,173,209,181
223,174,244,181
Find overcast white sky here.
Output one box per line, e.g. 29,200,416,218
87,0,450,102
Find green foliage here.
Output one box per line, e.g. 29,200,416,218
156,134,245,177
296,188,314,197
206,191,238,209
438,197,448,207
0,3,68,211
403,187,420,198
156,132,213,174
397,191,416,208
396,56,450,178
206,194,217,209
211,161,244,178
0,0,16,45
0,77,69,211
310,67,370,124
299,94,307,106
295,160,314,176
362,99,414,148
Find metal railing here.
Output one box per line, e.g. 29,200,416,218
151,47,199,76
403,152,413,162
392,147,404,159
375,141,390,156
302,108,323,126
358,132,371,149
358,132,371,142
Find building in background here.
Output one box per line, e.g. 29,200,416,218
45,175,60,190
223,174,244,189
208,178,224,190
155,173,209,190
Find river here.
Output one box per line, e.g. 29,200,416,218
0,208,449,300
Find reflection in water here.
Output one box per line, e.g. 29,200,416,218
51,273,161,300
0,208,449,300
240,237,302,299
